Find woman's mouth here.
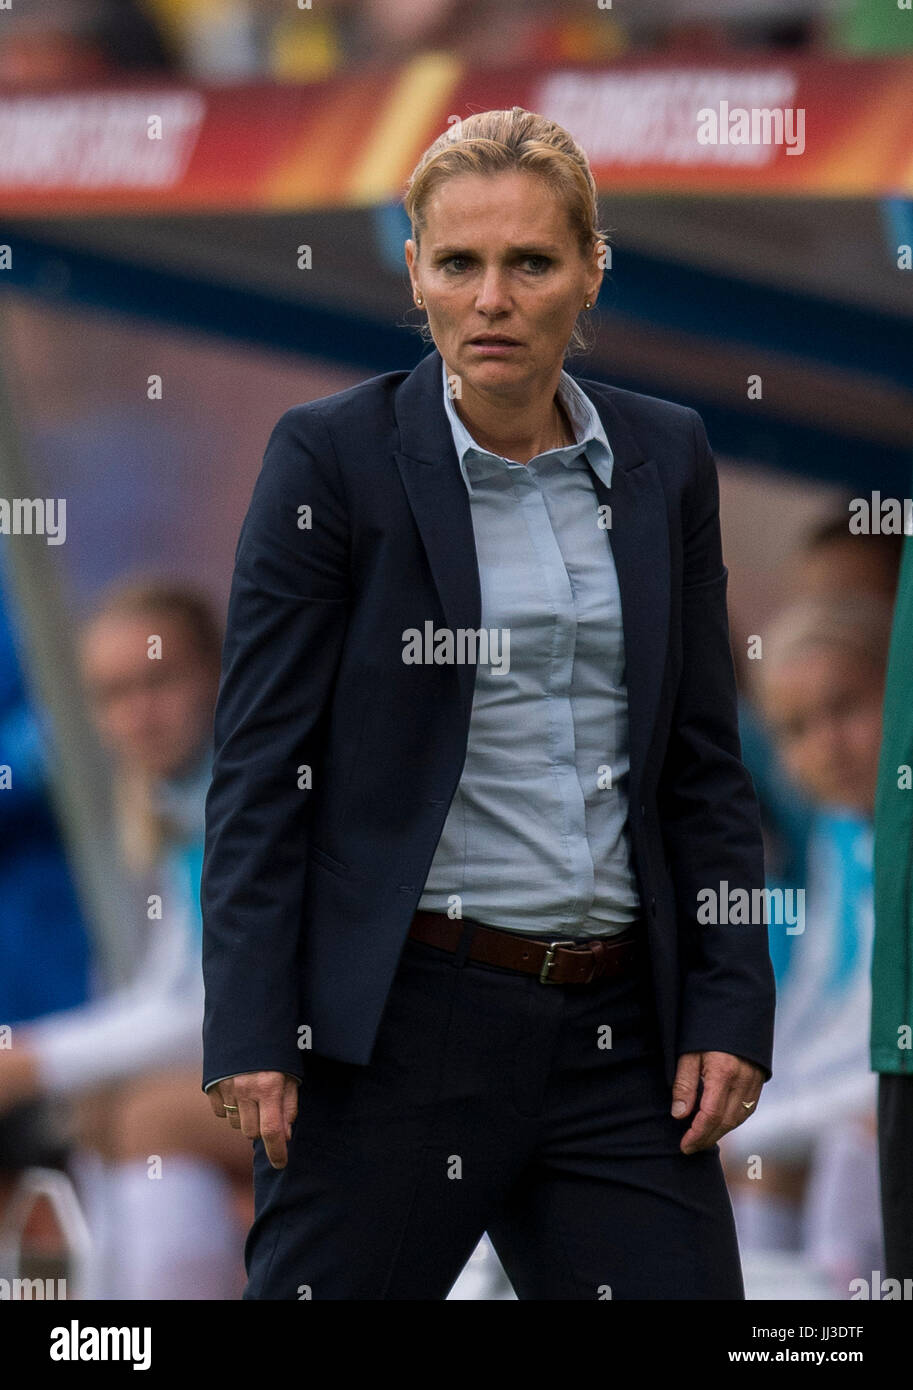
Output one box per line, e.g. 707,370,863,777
468,337,522,354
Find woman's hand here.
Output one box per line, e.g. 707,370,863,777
209,1071,299,1169
671,1050,765,1155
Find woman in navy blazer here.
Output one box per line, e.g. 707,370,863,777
201,106,776,1300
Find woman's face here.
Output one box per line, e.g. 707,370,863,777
759,646,885,815
405,170,602,401
81,611,219,781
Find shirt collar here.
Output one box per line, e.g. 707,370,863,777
441,357,614,496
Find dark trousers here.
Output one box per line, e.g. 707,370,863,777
877,1073,913,1281
244,921,744,1300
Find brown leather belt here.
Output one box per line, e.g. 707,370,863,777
408,909,643,985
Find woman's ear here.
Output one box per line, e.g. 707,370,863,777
590,239,608,300
404,237,417,287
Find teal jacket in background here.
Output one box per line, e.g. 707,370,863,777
871,528,913,1074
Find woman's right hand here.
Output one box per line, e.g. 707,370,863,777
209,1071,299,1168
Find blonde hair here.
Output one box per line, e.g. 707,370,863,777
403,106,608,356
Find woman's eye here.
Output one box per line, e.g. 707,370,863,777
437,255,552,274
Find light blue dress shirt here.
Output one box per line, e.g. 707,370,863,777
416,359,642,939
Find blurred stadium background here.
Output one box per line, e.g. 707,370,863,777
0,0,911,1302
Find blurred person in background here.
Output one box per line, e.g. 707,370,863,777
732,518,901,989
722,593,894,1295
140,0,626,79
731,624,814,989
0,579,252,1298
0,563,92,1237
789,513,903,605
0,0,832,86
0,565,92,1031
349,0,621,67
0,0,173,85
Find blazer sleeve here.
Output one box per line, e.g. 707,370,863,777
656,410,776,1080
201,407,350,1092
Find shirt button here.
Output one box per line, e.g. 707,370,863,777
650,895,657,915
640,804,646,818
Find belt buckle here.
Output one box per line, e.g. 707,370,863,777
539,942,565,984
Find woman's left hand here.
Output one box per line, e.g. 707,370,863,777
671,1050,765,1154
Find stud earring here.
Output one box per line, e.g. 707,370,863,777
415,293,424,306
584,299,592,310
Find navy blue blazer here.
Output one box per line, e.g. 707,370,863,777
201,346,775,1092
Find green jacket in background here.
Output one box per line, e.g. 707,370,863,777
871,528,913,1074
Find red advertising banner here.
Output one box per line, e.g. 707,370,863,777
0,54,910,215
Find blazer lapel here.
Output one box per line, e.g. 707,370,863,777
581,389,671,791
393,350,482,722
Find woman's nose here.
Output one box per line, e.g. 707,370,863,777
474,273,510,313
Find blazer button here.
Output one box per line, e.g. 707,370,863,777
640,804,646,818
650,895,657,915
